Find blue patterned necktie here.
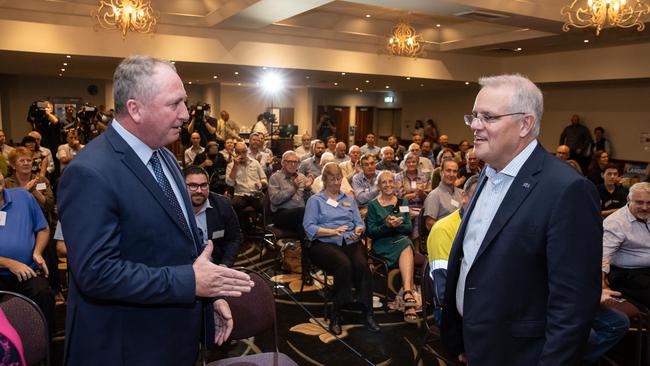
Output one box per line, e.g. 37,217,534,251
149,150,192,238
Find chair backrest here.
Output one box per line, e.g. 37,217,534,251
418,209,429,255
0,290,50,366
226,271,277,347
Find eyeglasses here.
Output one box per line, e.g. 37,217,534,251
463,112,526,126
284,160,300,165
187,183,209,191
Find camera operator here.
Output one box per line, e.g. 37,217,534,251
188,103,217,147
76,104,102,143
192,141,228,195
60,105,79,132
95,105,112,133
27,101,62,153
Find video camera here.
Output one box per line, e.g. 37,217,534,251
194,103,211,121
26,101,51,131
262,111,276,124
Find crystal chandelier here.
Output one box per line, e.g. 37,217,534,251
92,0,159,39
386,19,424,58
561,0,650,35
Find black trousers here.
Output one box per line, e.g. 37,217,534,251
0,274,55,335
309,240,373,310
231,195,262,231
273,207,305,236
608,266,650,309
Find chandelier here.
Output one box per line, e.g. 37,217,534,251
561,0,650,35
92,0,159,39
386,19,424,58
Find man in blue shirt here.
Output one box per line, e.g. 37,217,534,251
0,171,54,334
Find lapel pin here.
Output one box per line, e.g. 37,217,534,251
522,182,530,189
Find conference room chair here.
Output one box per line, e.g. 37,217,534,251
0,290,50,366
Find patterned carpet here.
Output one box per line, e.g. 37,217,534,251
51,239,639,366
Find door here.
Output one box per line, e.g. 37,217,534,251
317,106,350,144
355,106,374,146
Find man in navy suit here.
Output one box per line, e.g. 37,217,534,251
58,56,254,366
441,74,602,365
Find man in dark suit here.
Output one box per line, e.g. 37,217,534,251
184,165,241,267
441,74,602,365
58,56,253,366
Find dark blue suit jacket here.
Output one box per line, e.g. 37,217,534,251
441,143,602,366
205,193,241,267
58,125,207,365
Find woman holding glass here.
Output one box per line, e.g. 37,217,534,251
303,162,379,335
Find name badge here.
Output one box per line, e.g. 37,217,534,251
0,211,6,226
212,230,225,239
451,199,460,208
399,206,410,213
326,198,339,207
36,183,47,191
410,181,417,189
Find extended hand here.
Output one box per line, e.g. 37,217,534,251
213,299,233,345
7,260,37,282
32,253,49,277
193,240,254,297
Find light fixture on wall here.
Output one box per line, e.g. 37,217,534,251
561,0,650,35
92,0,159,39
386,19,424,58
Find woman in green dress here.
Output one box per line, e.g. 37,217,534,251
366,170,417,322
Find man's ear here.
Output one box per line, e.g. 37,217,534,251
519,114,535,138
125,99,143,124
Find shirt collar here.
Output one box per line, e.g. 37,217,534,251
112,118,155,166
0,188,13,210
195,198,212,216
484,139,538,179
622,204,641,223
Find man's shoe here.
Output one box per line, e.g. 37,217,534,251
329,313,342,335
364,312,380,332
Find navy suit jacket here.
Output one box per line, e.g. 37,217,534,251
441,143,602,366
205,192,241,266
58,125,208,365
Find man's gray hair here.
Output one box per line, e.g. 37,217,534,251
464,174,480,192
348,145,360,154
113,55,176,116
478,73,543,137
408,143,420,152
282,150,297,161
380,146,394,157
628,182,650,201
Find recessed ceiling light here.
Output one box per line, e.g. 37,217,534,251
262,67,267,70
420,83,424,87
385,85,389,89
171,61,176,64
234,71,239,75
465,81,470,85
60,68,65,72
406,77,411,80
63,62,68,66
436,24,441,28
584,39,589,43
334,82,338,86
188,81,192,85
365,14,371,18
355,87,359,90
58,73,63,76
515,47,522,52
66,55,71,58
341,72,346,75
213,75,218,79
237,82,242,86
359,89,364,92
306,76,310,79
365,80,370,83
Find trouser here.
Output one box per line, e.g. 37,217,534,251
608,266,650,309
273,207,305,236
583,305,630,362
231,195,262,232
309,240,373,310
0,274,56,335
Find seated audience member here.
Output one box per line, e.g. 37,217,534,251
20,136,48,178
395,152,432,240
268,151,313,238
184,132,204,167
420,139,435,166
423,159,462,231
0,172,55,335
360,133,381,158
27,131,54,177
566,159,584,175
251,113,269,137
5,148,55,223
295,133,312,160
431,148,456,188
399,143,434,176
387,135,406,164
217,109,241,143
339,145,362,181
456,149,481,188
311,152,354,196
303,163,378,335
56,129,84,172
582,287,630,365
184,166,240,267
454,139,471,164
376,146,400,173
326,136,337,155
0,154,6,177
219,138,235,164
0,129,14,160
603,182,650,309
587,150,609,186
352,154,380,218
53,221,67,258
334,142,349,164
590,126,611,156
412,134,423,147
193,141,228,194
248,132,273,176
555,144,570,160
432,134,449,161
299,139,326,179
598,164,628,217
367,170,418,323
427,175,479,304
225,142,268,232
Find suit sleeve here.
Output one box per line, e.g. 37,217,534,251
216,197,241,267
58,163,196,304
540,177,602,365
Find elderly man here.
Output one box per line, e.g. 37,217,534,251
295,133,312,160
603,182,650,309
423,159,462,231
334,141,349,164
456,149,481,188
360,133,381,157
441,74,601,366
184,132,204,167
555,144,570,160
433,134,449,161
58,56,253,365
184,166,240,267
268,150,313,238
0,129,14,159
339,145,362,181
0,171,54,334
376,146,400,173
351,154,379,218
399,143,434,175
56,129,84,172
248,132,272,176
387,135,406,163
299,139,326,178
226,141,267,233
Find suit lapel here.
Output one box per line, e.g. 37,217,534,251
473,144,545,262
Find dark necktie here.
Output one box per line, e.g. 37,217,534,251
149,150,192,238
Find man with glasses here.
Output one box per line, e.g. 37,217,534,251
184,165,241,267
441,74,601,365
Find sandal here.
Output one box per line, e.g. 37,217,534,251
403,290,417,308
404,308,418,324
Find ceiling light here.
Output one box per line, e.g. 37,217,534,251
355,87,359,90
61,68,66,72
234,71,239,75
359,89,364,92
385,85,390,89
66,55,71,58
58,73,63,76
334,82,338,86
306,76,310,79
365,80,370,83
465,82,470,85
92,0,158,39
63,62,68,66
213,75,217,79
171,61,175,64
260,72,284,95
237,83,242,86
584,39,590,43
561,0,650,35
406,77,411,80
436,24,441,27
188,81,192,85
420,83,424,87
341,72,346,75
515,47,523,51
365,14,371,18
387,19,424,58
